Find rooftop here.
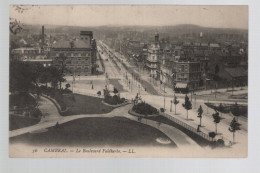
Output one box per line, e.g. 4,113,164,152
224,67,247,77
209,43,220,48
52,39,91,49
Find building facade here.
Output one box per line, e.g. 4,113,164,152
173,61,201,92
146,33,160,78
51,31,97,76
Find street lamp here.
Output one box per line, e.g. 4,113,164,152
170,100,173,112
163,82,166,110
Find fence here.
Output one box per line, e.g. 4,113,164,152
160,112,212,142
41,94,64,114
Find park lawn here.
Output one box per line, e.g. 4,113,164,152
10,117,177,148
133,114,211,147
62,94,115,116
9,115,40,131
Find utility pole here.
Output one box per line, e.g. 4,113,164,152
207,98,209,114
72,81,74,93
194,95,196,109
170,100,172,112
163,83,166,110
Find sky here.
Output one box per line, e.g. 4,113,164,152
10,5,248,29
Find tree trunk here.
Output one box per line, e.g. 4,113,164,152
175,105,176,115
200,118,202,126
233,132,235,144
59,81,62,89
215,123,218,134
187,110,188,120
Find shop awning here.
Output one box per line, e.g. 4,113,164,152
175,83,187,88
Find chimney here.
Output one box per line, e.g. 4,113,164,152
155,33,159,43
70,41,75,48
42,25,45,48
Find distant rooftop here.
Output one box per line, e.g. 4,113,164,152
52,39,91,49
209,43,220,48
224,67,247,77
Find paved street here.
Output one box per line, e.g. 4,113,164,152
9,41,248,154
97,41,248,152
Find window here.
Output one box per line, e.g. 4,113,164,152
181,65,184,72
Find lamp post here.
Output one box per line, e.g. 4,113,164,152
170,100,173,112
207,98,209,114
72,81,74,93
160,80,162,91
163,83,166,110
194,94,196,109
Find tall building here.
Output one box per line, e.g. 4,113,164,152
51,31,97,76
146,33,160,78
159,45,174,85
173,60,201,92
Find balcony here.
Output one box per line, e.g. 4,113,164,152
146,58,157,63
146,63,157,69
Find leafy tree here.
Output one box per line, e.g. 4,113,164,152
215,64,220,75
209,132,216,142
173,94,179,115
65,83,71,89
30,63,45,87
47,66,61,89
231,102,240,122
39,66,51,86
216,139,225,147
132,101,158,116
53,53,68,89
113,88,118,94
229,117,241,144
197,105,203,126
218,103,225,117
10,61,34,93
103,88,110,97
182,94,192,120
212,111,221,134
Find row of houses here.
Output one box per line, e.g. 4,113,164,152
118,33,247,92
11,27,98,76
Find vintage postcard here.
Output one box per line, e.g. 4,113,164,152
9,5,248,158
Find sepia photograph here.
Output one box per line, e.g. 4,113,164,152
9,5,248,158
